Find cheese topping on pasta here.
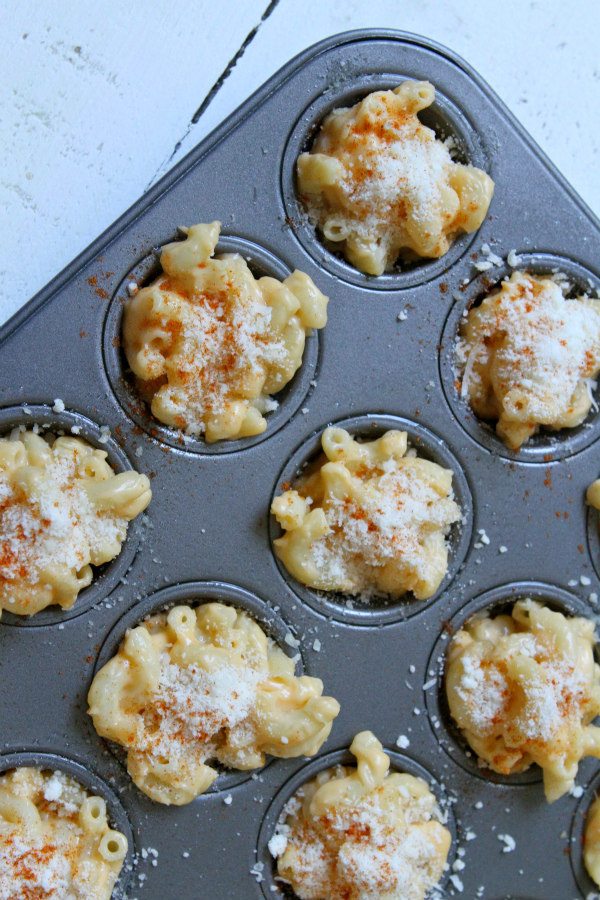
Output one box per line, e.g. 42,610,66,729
297,80,494,275
122,222,328,442
457,270,600,449
445,599,600,802
87,602,340,805
0,767,128,900
271,731,451,900
0,429,151,618
271,427,461,601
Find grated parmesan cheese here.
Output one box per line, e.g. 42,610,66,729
141,271,284,433
308,461,459,599
268,833,288,857
43,775,64,802
497,833,516,853
136,656,261,769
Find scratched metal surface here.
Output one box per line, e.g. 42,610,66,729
0,30,599,900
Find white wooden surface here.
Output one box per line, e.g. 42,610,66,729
1,0,598,325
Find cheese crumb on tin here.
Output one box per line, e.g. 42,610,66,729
498,833,516,853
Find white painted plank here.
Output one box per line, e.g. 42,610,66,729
0,0,266,322
1,0,598,325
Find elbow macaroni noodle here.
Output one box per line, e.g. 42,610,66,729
445,599,600,802
297,80,494,275
457,270,600,450
88,602,340,806
0,767,127,899
122,222,328,442
271,730,451,900
585,795,600,888
0,429,151,618
271,427,461,601
587,479,600,511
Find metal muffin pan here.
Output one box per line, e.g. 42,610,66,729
0,28,599,899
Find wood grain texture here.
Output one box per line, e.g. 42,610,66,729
1,0,598,324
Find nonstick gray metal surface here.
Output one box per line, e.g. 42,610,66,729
1,29,599,900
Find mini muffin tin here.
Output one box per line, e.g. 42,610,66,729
0,29,599,899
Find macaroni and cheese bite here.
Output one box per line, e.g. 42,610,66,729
457,270,600,450
122,222,328,442
88,602,340,806
297,80,494,276
0,767,128,899
445,599,600,802
271,427,461,601
270,730,451,900
585,795,600,888
0,429,151,618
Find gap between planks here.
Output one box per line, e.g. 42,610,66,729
146,0,283,190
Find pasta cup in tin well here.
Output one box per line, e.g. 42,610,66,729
439,253,600,462
102,232,322,455
587,503,600,583
255,739,457,900
0,404,148,627
281,73,492,290
269,414,472,627
425,582,600,792
0,750,135,900
89,581,340,800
